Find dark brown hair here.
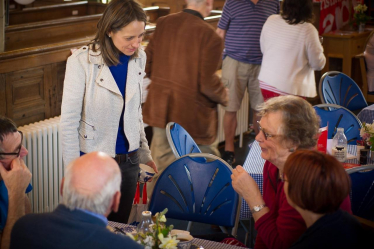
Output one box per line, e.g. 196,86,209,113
90,0,147,66
0,116,18,157
284,150,351,214
257,95,320,149
281,0,314,25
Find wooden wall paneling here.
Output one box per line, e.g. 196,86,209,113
5,16,100,51
0,42,80,74
44,64,52,119
213,0,225,10
0,74,6,116
52,62,66,117
86,2,107,15
0,0,4,52
5,7,167,52
144,0,225,13
5,66,49,126
145,7,170,23
8,1,106,25
9,5,88,25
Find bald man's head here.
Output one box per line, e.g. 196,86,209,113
61,152,121,216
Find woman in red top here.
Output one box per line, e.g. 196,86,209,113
231,96,352,249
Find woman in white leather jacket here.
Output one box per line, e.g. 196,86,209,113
60,0,157,223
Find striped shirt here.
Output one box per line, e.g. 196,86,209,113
218,0,279,64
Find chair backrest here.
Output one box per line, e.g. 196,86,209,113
346,165,374,221
319,71,368,112
148,153,241,236
166,122,202,158
313,104,362,144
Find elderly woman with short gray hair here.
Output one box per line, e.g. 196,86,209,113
231,96,352,249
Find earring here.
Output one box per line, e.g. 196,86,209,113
289,148,295,152
108,34,111,38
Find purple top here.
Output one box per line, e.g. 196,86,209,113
218,0,279,64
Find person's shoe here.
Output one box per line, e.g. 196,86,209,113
222,151,235,166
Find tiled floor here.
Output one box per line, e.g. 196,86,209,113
166,132,257,248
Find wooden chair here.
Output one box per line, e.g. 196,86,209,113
356,30,374,103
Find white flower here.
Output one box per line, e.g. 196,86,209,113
159,214,166,222
158,234,179,249
355,4,368,13
155,212,167,222
144,235,155,247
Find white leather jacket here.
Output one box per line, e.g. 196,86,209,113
60,45,152,166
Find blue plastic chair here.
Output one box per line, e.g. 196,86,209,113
346,165,374,221
313,104,362,145
166,122,205,162
319,71,368,112
149,153,241,236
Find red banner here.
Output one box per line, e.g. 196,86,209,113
319,0,364,34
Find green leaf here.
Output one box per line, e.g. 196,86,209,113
161,228,169,237
370,137,374,151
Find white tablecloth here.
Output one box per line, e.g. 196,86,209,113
108,221,247,249
240,141,264,219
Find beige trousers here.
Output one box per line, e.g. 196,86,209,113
147,127,220,198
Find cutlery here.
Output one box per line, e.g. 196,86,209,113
114,227,126,235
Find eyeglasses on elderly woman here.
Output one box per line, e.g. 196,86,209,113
0,131,23,158
257,121,281,140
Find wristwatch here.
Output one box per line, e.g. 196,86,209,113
251,204,266,213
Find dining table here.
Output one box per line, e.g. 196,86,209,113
108,221,247,249
240,140,367,219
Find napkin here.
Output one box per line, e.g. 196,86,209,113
170,229,190,236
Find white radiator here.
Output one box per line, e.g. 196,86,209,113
18,116,63,214
217,91,249,148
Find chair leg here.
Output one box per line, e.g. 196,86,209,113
187,221,193,231
239,132,243,148
219,226,229,234
249,217,255,248
239,220,250,246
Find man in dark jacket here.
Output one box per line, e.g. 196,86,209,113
10,152,142,249
143,0,228,197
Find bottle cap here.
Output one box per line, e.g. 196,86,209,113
142,211,152,216
337,127,344,132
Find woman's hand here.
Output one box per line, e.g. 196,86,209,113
231,166,263,207
146,161,158,173
145,161,158,182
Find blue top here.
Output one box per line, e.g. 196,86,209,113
109,54,131,154
218,0,279,64
0,181,32,231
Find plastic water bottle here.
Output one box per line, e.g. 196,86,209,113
332,128,347,162
137,211,154,234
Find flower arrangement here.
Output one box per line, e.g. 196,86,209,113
353,4,372,25
360,122,374,150
128,208,180,249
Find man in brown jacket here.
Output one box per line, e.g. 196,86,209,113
143,0,228,195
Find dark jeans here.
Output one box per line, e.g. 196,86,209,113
107,152,140,223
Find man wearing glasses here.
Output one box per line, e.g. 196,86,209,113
0,116,32,249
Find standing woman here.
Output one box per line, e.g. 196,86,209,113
258,0,326,100
60,0,157,223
